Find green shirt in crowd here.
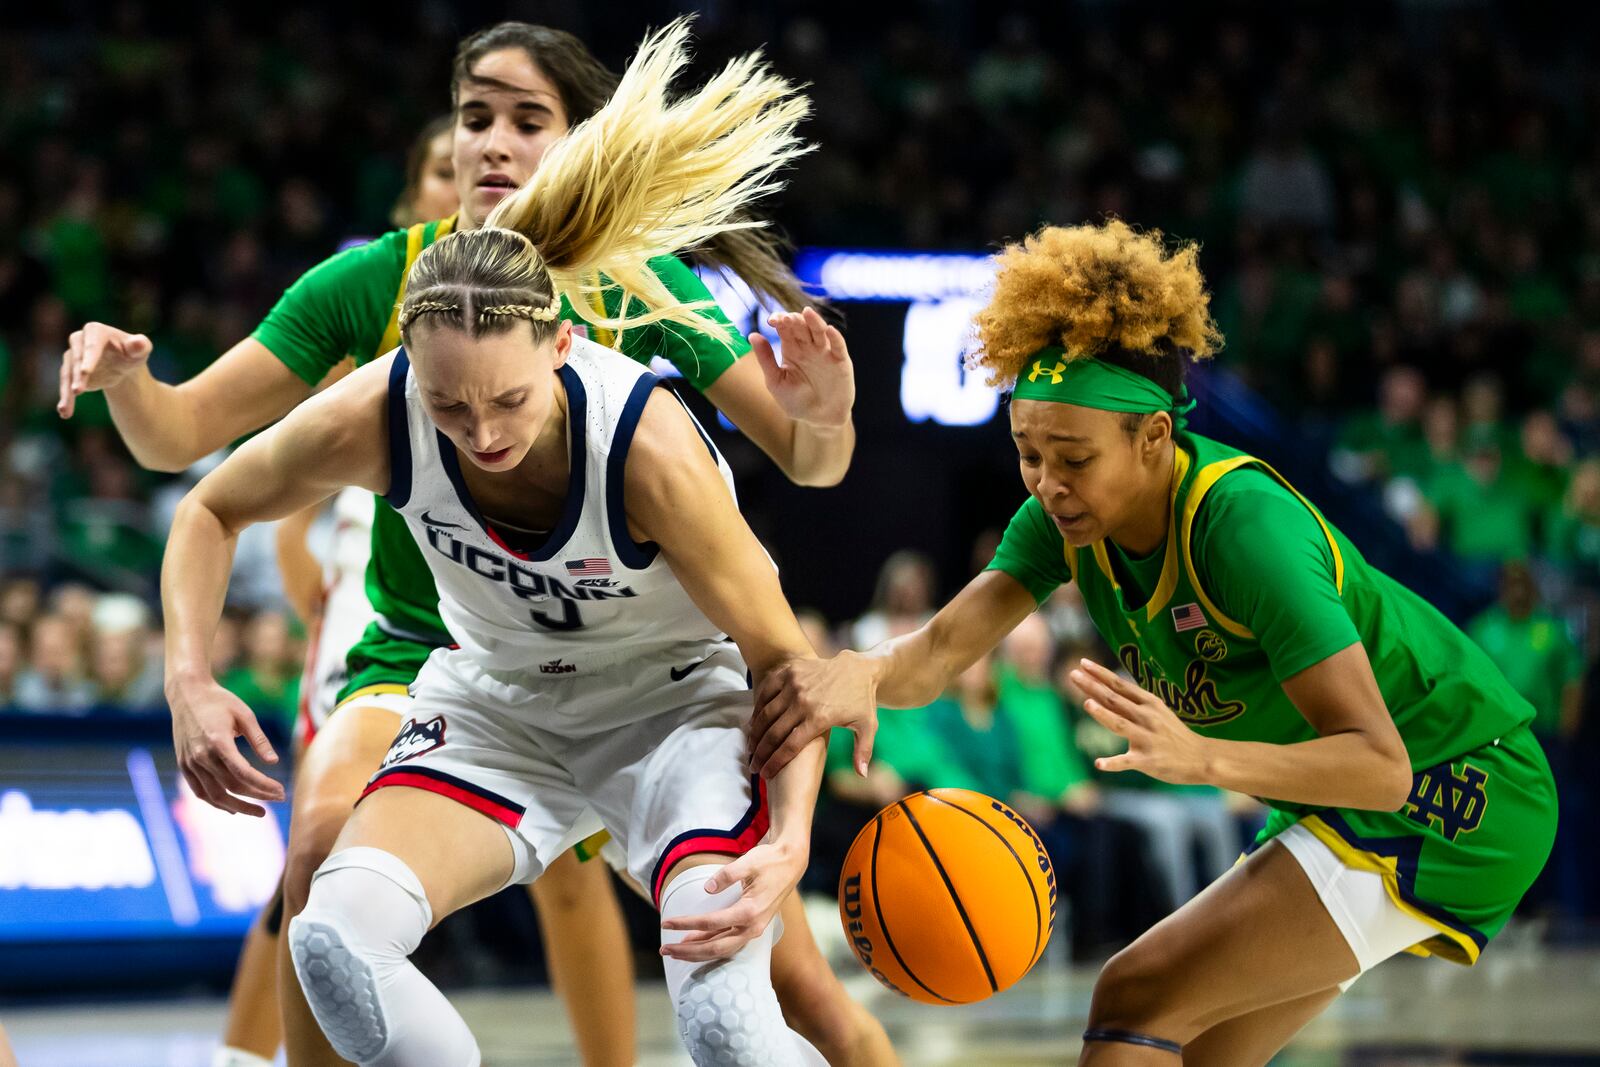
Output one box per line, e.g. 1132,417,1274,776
1466,606,1581,738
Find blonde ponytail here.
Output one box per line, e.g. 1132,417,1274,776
481,17,810,343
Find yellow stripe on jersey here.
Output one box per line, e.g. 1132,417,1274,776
573,829,612,863
334,683,411,710
1177,455,1347,640
1298,814,1481,965
582,272,617,349
376,214,459,360
1087,447,1191,621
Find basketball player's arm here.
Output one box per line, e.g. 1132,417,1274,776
702,307,856,487
1069,484,1413,811
750,570,1038,778
622,391,825,960
1071,648,1413,811
161,361,391,816
60,328,315,472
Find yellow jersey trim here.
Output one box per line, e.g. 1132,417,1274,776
1087,447,1191,622
582,272,617,349
1177,455,1346,640
1299,814,1481,966
376,214,459,359
572,829,612,863
334,683,411,710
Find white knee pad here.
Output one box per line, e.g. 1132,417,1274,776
661,867,825,1067
289,847,433,1064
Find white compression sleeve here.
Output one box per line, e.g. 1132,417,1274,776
660,866,827,1067
289,847,479,1067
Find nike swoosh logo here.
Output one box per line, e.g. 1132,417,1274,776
420,510,465,529
670,658,708,682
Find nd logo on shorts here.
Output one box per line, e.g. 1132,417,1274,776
381,716,447,768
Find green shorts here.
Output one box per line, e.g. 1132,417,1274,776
332,622,441,710
1251,724,1556,965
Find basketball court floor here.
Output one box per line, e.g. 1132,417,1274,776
8,920,1599,1066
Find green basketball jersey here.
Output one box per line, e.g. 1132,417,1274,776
991,431,1532,803
987,431,1556,964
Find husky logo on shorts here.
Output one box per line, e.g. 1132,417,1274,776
381,716,447,768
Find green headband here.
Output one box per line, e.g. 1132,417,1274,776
1010,346,1196,429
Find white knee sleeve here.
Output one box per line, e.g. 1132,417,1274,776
289,847,478,1067
660,867,826,1067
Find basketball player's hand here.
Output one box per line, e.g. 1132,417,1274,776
58,321,154,418
659,840,806,962
1069,659,1210,786
167,670,285,817
749,307,854,427
750,651,878,778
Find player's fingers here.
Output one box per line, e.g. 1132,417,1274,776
190,765,263,816
1068,668,1134,717
748,332,783,386
180,765,222,810
748,699,800,773
751,667,791,719
700,863,755,895
1080,697,1133,737
57,348,76,417
216,789,269,818
823,322,850,362
661,931,747,962
661,898,755,932
801,306,827,348
75,323,108,390
762,721,825,780
1080,658,1152,705
767,314,803,358
851,718,878,776
748,684,791,744
126,333,153,360
214,742,286,801
1095,753,1137,774
235,708,280,765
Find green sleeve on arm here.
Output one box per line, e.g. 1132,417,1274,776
250,231,408,386
985,496,1073,605
617,255,750,393
1193,470,1361,682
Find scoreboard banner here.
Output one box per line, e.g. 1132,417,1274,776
0,717,289,945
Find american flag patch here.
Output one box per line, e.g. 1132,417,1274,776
565,558,613,577
1171,603,1207,632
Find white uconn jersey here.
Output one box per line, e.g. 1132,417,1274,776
383,336,737,676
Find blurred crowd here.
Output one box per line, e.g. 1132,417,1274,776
0,572,303,731
6,5,1600,603
3,3,1600,941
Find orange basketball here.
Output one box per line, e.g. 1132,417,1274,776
837,787,1056,1005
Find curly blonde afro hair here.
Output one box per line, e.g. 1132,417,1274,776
972,219,1223,388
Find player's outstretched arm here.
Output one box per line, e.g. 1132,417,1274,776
1069,645,1413,811
703,307,856,487
160,359,390,817
750,568,1038,779
621,389,824,960
59,326,313,472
